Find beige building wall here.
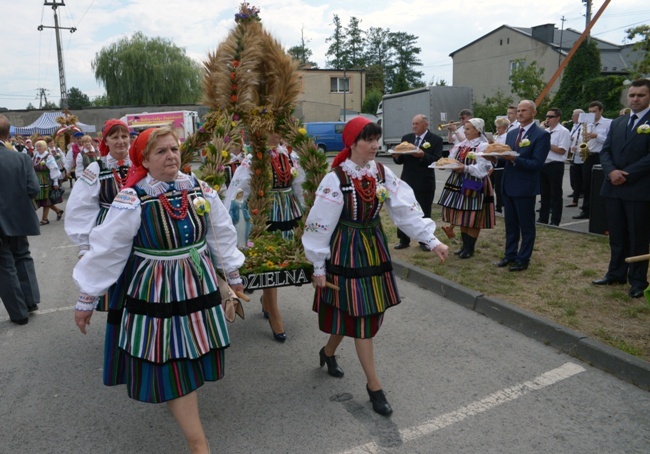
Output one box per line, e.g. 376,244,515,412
453,28,564,102
297,69,366,117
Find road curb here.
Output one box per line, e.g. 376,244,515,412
392,259,650,391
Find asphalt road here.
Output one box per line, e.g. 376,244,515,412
0,186,648,453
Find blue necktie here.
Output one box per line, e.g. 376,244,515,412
628,114,638,136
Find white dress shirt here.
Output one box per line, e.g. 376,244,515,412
545,124,571,163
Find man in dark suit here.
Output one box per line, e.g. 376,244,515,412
0,115,42,325
393,114,443,250
493,100,550,271
593,79,650,298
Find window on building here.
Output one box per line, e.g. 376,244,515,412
509,60,525,76
330,77,350,93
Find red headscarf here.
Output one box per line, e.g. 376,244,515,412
98,119,129,157
331,117,372,168
124,128,155,188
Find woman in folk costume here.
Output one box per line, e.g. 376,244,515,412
65,120,132,258
73,126,244,454
32,139,63,225
437,118,495,259
224,132,305,342
302,117,449,416
65,120,132,313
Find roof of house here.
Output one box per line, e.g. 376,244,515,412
450,24,642,74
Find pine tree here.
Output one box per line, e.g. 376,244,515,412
345,17,366,68
325,15,349,69
287,27,317,68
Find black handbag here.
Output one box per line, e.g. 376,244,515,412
49,186,65,203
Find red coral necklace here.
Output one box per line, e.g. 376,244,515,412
270,150,291,185
158,190,189,220
111,167,128,189
353,176,376,204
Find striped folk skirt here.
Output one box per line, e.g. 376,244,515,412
313,217,399,339
267,187,303,239
438,171,496,229
102,241,230,403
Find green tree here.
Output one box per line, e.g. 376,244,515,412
364,27,393,92
365,27,393,93
552,40,601,115
345,17,366,68
325,15,349,70
43,100,58,110
66,87,91,109
387,32,424,91
509,59,546,100
91,94,110,107
472,90,514,133
625,25,650,77
391,68,410,93
288,27,317,68
584,75,626,118
92,31,203,106
362,88,383,114
26,103,36,110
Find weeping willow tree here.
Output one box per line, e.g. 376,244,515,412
92,31,203,106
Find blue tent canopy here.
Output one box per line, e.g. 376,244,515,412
13,112,96,136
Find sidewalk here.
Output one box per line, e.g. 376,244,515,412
392,259,650,391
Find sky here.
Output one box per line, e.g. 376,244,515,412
1,0,648,111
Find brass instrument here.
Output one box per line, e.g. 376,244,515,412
437,121,458,130
579,122,589,161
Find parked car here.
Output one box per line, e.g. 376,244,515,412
305,122,346,153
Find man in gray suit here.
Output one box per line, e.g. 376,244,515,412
0,115,41,325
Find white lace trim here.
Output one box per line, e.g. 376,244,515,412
103,155,132,170
341,159,378,180
137,172,196,196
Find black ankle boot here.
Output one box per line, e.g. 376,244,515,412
454,232,469,255
459,235,477,259
319,347,344,377
366,384,392,416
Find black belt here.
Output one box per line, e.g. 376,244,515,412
267,219,299,232
326,261,393,278
122,292,221,319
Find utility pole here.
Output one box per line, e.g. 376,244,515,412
37,88,50,109
583,0,592,43
558,16,566,67
38,1,76,109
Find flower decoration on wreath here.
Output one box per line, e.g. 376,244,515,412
179,2,329,281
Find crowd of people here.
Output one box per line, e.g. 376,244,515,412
0,78,648,453
391,78,650,292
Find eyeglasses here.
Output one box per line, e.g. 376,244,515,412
545,115,558,118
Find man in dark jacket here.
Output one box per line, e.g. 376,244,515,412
0,115,41,325
393,114,443,250
594,79,650,298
